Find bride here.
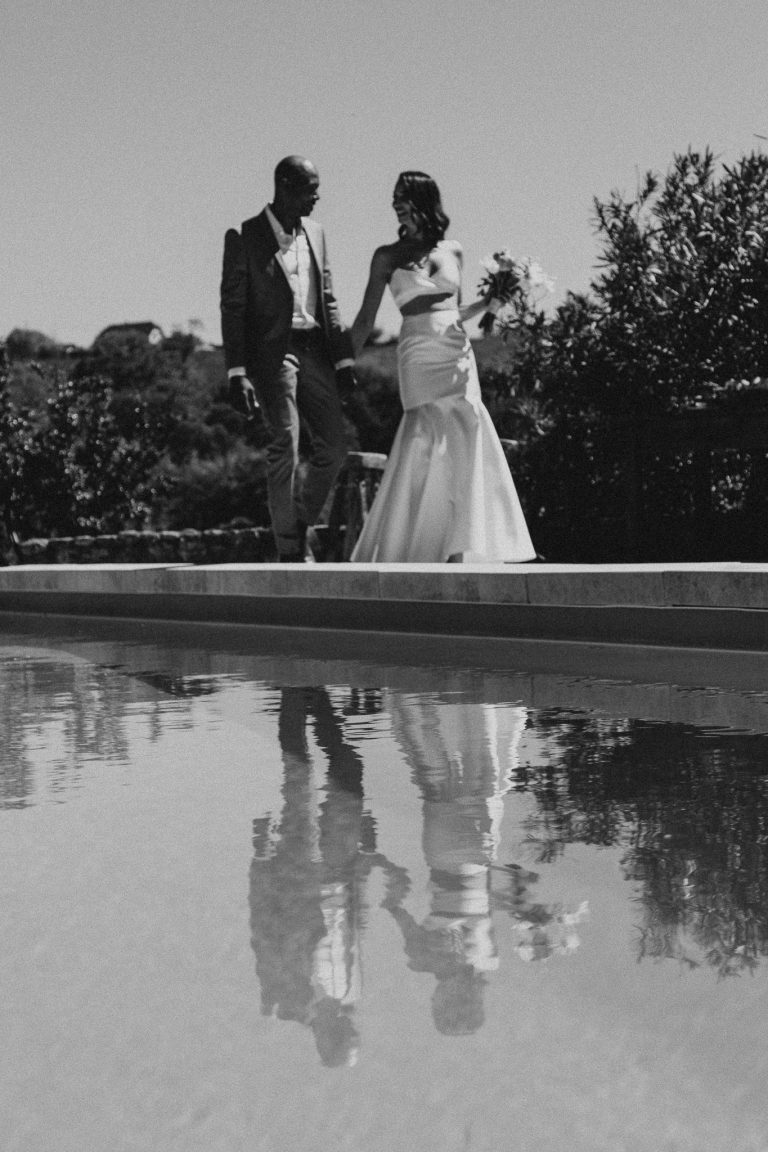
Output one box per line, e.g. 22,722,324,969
349,170,536,564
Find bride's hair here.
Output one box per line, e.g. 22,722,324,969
395,171,450,244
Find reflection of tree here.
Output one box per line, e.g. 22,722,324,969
0,657,36,807
0,654,134,806
0,648,221,807
248,687,403,1067
512,715,768,975
384,696,586,1035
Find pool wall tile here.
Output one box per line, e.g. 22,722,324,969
3,561,768,652
376,565,528,604
0,564,185,593
471,570,530,604
524,569,667,606
159,565,276,597
160,564,383,600
662,569,768,610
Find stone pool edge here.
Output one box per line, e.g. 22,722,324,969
2,561,768,652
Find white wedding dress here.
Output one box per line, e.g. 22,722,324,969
351,248,536,563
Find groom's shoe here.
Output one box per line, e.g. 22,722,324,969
293,520,327,563
277,522,326,563
277,524,307,563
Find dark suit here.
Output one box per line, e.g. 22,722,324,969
220,210,352,556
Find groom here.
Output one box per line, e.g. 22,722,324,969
220,155,355,561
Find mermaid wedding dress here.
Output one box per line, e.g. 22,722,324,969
351,250,536,563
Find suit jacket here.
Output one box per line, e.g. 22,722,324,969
220,209,352,390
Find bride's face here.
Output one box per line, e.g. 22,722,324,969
392,185,419,237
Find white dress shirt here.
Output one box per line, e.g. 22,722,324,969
265,204,319,331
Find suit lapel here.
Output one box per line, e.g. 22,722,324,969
250,211,292,292
302,218,322,276
302,218,326,327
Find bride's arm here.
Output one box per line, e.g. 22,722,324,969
459,297,493,324
447,241,492,323
351,247,393,357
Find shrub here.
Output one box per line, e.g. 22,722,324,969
156,444,269,530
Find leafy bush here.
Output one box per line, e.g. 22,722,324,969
479,148,768,559
345,342,401,453
0,350,164,537
589,147,768,412
156,444,269,530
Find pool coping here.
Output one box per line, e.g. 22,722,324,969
2,561,768,651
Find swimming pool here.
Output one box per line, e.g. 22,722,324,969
2,615,768,1151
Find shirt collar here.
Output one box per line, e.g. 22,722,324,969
265,203,303,249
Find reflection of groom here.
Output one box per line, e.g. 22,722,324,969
220,155,355,561
249,686,406,1067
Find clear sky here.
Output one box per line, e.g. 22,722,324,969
3,0,767,347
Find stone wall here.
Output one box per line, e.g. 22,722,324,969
1,451,389,567
8,527,276,566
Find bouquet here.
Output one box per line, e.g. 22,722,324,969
477,249,555,336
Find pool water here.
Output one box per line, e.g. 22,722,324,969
2,619,768,1152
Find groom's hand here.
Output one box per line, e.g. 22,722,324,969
228,374,260,421
335,365,357,406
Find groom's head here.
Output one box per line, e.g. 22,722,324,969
272,155,320,229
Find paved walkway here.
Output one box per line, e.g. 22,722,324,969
2,561,768,652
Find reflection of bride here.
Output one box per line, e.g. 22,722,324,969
384,694,528,1034
384,693,589,1032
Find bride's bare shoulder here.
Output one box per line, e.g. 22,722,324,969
442,238,463,259
369,243,400,276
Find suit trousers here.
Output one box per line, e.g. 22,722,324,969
258,328,346,557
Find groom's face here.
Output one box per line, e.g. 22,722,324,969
280,172,320,222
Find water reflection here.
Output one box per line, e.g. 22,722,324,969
385,696,521,1034
6,624,768,1142
248,687,405,1066
385,695,587,1034
246,688,591,1057
0,651,132,807
4,628,768,999
514,714,768,975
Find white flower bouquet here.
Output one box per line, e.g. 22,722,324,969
478,249,555,336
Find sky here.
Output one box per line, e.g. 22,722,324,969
3,0,768,348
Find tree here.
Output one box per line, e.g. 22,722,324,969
0,343,165,538
85,328,163,392
477,148,768,559
39,374,164,533
0,346,36,540
590,147,768,412
4,328,61,362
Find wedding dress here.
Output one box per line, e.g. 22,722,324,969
351,249,536,563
